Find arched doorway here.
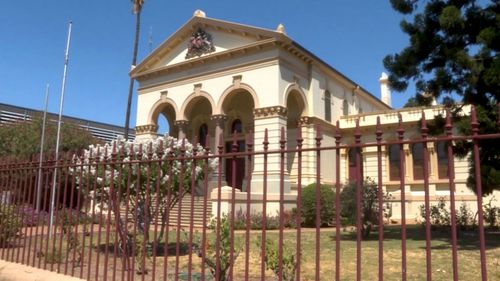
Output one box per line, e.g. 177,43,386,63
221,89,255,190
183,96,213,146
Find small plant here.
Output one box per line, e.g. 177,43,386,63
0,206,22,246
256,238,297,281
456,202,474,230
299,183,335,227
483,197,499,228
419,197,450,228
202,214,240,281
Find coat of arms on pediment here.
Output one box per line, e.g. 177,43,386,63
185,28,216,59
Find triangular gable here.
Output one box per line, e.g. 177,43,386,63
131,15,284,77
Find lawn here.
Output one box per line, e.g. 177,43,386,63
7,224,500,281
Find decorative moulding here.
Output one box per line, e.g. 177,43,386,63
253,106,287,119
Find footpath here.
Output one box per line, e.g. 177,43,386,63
0,260,85,281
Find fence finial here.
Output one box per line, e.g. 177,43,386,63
354,118,361,143
264,128,269,149
205,132,210,151
445,108,453,136
280,127,286,149
421,111,428,138
315,124,322,146
376,116,382,142
335,120,342,145
471,105,479,135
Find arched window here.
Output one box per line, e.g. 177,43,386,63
231,119,243,134
388,144,401,181
324,91,331,122
343,99,349,116
198,123,208,147
436,141,449,179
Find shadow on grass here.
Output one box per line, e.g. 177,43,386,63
96,242,199,257
331,225,500,251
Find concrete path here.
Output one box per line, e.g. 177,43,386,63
0,260,85,281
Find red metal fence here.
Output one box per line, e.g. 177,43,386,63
1,106,499,281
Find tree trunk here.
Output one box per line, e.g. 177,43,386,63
124,9,142,140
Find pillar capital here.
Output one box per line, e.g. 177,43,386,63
135,124,158,136
174,120,189,139
210,114,228,122
253,106,287,119
174,120,189,127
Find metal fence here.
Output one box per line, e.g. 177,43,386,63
0,106,499,281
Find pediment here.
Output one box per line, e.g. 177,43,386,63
131,15,283,78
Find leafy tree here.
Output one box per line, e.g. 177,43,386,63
384,0,500,195
124,0,145,140
0,118,100,160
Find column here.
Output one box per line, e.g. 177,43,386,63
252,106,290,194
174,120,189,140
209,114,227,189
297,117,320,185
210,114,227,153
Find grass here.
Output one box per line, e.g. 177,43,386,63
11,224,500,281
121,225,500,280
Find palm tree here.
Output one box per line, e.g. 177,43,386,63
124,0,145,140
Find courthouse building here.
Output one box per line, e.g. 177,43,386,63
130,10,499,221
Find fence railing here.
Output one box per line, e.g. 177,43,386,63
1,106,499,281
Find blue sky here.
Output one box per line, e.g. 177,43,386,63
0,1,414,128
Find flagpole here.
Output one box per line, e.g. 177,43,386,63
36,83,50,211
49,21,72,239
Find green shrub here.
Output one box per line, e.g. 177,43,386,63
299,183,335,227
419,197,450,228
340,178,391,239
456,202,475,230
0,206,22,246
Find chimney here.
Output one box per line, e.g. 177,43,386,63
379,72,392,107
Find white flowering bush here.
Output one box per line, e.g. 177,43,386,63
72,135,217,248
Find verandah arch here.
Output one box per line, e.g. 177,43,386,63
147,98,179,137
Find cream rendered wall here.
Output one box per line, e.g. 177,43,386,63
138,48,280,90
136,56,282,128
153,30,257,68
